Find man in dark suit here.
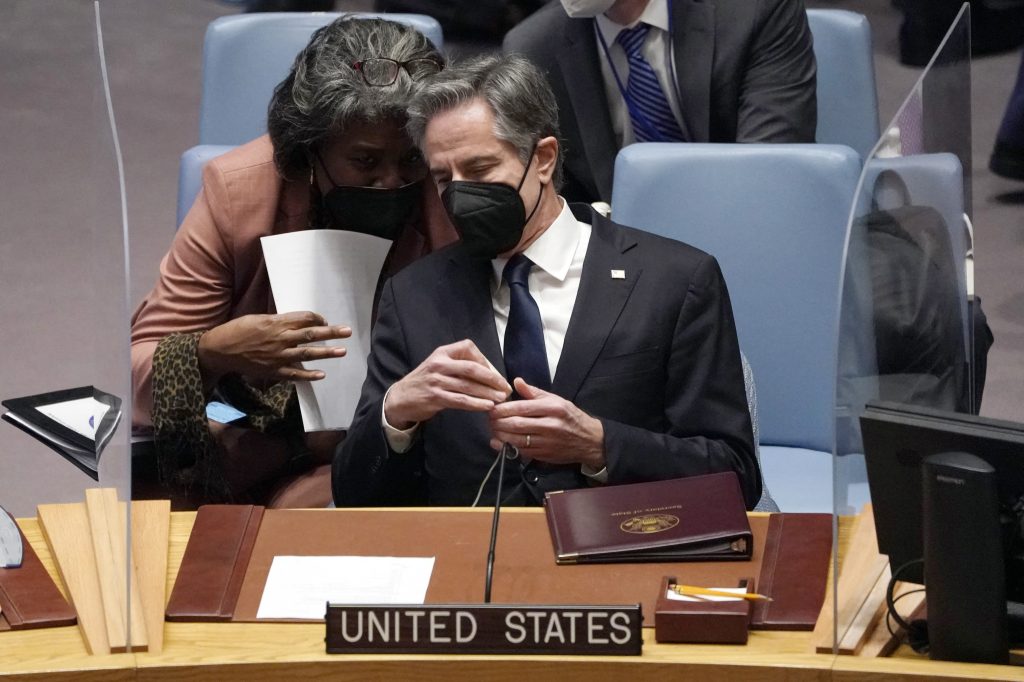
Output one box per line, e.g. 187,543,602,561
332,55,760,509
503,0,817,203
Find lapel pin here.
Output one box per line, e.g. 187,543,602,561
611,269,625,280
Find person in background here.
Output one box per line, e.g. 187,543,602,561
131,17,456,508
503,0,817,204
375,0,547,42
895,0,1024,67
991,50,1024,182
334,54,760,510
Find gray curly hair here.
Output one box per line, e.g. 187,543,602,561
268,16,443,180
406,54,564,190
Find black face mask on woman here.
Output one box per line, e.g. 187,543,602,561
441,147,543,260
321,182,422,240
314,150,421,240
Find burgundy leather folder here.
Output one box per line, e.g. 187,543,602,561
750,512,833,630
544,473,753,563
0,524,76,630
165,504,264,622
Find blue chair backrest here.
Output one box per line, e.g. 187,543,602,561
199,12,444,145
177,144,235,226
807,9,879,161
611,143,861,452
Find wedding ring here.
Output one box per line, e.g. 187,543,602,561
525,434,532,448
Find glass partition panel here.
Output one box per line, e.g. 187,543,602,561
0,0,133,649
832,4,972,654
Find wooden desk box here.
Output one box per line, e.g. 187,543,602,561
654,576,753,645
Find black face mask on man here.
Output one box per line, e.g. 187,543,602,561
441,146,543,260
314,151,421,240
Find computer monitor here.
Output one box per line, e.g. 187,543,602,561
860,400,1024,597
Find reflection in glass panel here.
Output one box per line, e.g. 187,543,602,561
0,2,131,512
0,0,134,653
832,4,972,654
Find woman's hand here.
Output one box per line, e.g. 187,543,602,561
197,311,352,383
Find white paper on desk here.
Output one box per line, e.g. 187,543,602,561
256,555,435,620
262,230,392,431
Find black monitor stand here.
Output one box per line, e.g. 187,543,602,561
922,451,1008,664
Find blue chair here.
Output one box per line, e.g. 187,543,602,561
807,9,880,161
198,12,444,146
611,143,863,512
176,145,235,226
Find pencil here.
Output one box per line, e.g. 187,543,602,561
672,584,773,602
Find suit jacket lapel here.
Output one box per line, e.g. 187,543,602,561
557,19,619,201
444,251,506,376
672,0,714,142
553,208,641,401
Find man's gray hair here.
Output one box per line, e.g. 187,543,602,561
407,54,563,189
268,16,443,180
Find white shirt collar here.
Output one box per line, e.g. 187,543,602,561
595,0,670,44
492,197,581,285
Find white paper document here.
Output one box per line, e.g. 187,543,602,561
256,555,435,620
261,230,392,431
35,397,110,441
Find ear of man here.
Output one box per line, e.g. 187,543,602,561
534,136,559,185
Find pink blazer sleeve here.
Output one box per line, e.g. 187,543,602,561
130,160,237,428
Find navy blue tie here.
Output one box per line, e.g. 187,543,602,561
502,254,551,395
617,23,685,142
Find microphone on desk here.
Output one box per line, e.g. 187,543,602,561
484,442,518,604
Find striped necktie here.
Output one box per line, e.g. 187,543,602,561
616,22,685,142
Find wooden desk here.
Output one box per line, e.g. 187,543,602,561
1,511,1021,681
0,517,134,682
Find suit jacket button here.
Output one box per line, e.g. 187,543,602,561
525,471,540,484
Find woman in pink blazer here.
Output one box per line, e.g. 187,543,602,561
131,17,456,507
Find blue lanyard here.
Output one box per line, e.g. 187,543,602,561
593,0,681,143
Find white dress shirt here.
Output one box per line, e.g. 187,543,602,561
490,197,590,378
594,0,684,146
383,199,605,481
